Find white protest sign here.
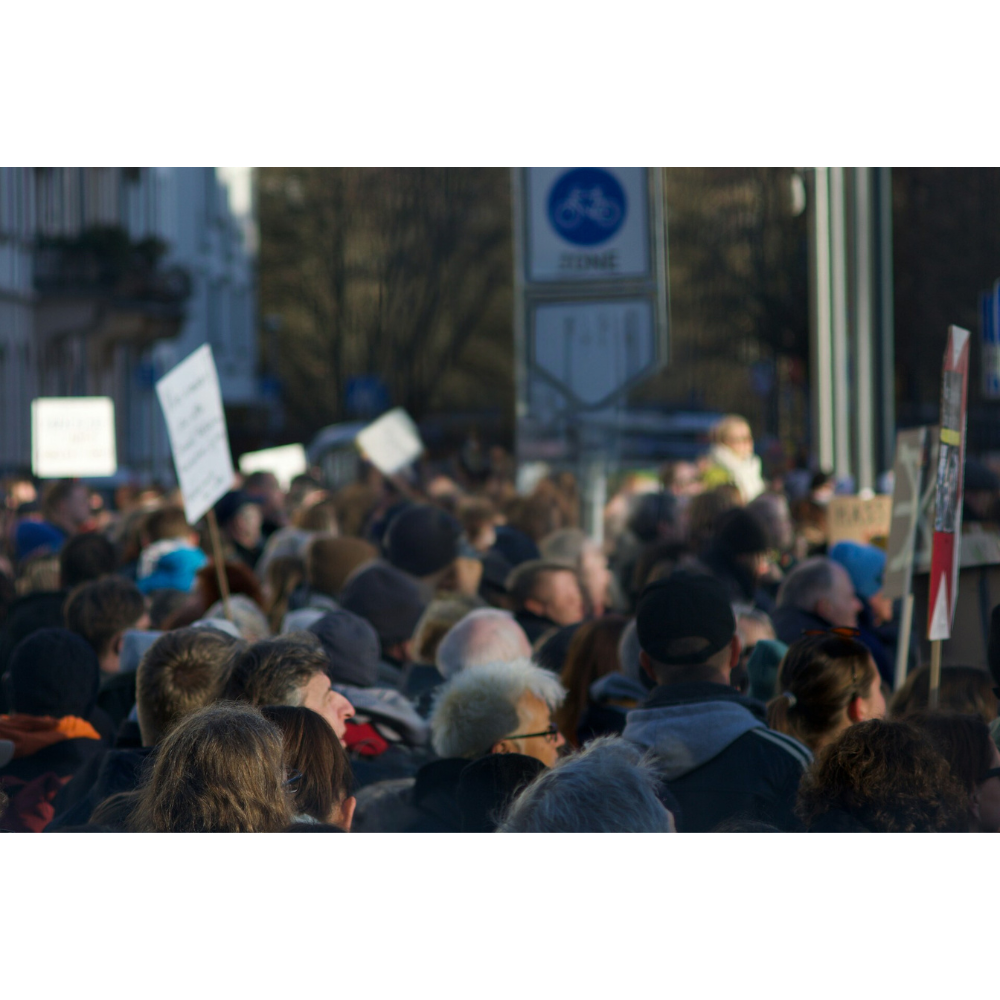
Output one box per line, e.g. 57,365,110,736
155,344,236,525
356,408,424,475
238,443,307,491
31,397,117,478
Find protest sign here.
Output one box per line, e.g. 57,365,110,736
238,444,307,491
31,397,117,478
884,428,933,601
826,495,892,545
155,344,235,526
356,408,424,475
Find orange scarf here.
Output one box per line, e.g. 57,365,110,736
0,715,102,759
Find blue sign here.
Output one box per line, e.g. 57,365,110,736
546,168,627,246
345,375,390,417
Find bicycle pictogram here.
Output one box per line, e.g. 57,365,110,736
546,168,627,247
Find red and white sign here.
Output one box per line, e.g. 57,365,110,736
928,325,971,641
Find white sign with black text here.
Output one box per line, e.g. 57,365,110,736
31,397,118,478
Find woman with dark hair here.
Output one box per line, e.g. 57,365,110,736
554,615,631,748
768,633,885,754
128,702,291,833
906,712,1000,833
890,665,998,724
797,718,970,832
260,705,355,830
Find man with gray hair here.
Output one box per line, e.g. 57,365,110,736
435,609,532,680
499,735,676,833
771,556,863,646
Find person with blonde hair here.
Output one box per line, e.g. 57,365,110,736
701,414,765,503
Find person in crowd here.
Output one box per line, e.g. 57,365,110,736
277,534,343,632
700,507,775,613
64,576,150,731
195,563,270,641
352,658,565,832
260,705,355,830
499,736,676,833
135,505,207,595
746,638,788,703
340,561,427,686
214,490,265,570
610,492,680,610
828,540,894,685
433,609,532,687
539,528,612,618
126,702,291,833
554,615,632,748
907,712,1000,833
746,492,797,565
732,604,777,695
457,497,499,553
771,556,863,645
383,503,463,596
243,471,288,539
622,573,811,831
48,626,239,829
767,633,885,754
701,414,765,503
301,535,377,609
15,479,92,561
890,665,998,724
222,634,355,743
506,559,586,646
796,718,970,832
454,753,545,833
684,485,742,555
0,629,106,831
489,523,540,570
263,555,306,634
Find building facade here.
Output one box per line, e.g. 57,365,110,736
0,166,257,482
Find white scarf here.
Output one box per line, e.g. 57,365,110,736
708,444,766,503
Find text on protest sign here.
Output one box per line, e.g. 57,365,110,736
155,344,235,525
826,495,893,545
31,397,117,478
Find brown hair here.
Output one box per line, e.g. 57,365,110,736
306,535,378,598
503,494,564,543
555,615,629,748
686,486,741,552
906,711,996,796
136,627,241,745
796,718,970,832
197,561,264,610
331,484,378,538
64,577,146,657
128,702,291,833
144,505,192,543
890,665,998,724
261,705,352,825
412,595,485,664
297,499,339,534
41,479,84,521
264,555,306,634
458,497,497,542
767,634,877,752
222,634,328,708
506,560,581,613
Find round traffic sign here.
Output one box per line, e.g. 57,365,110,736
546,168,627,246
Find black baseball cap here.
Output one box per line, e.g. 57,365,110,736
636,572,736,665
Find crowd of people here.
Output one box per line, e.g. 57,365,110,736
2,412,999,833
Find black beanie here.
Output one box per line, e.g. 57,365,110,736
340,561,427,651
308,609,381,688
456,753,546,833
7,628,101,718
715,508,770,557
384,504,461,578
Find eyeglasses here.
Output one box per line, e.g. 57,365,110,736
284,770,303,792
506,724,560,744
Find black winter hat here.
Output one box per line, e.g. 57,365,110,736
6,627,100,718
715,508,770,557
308,609,381,688
456,753,546,833
340,561,427,651
384,504,461,578
491,526,540,568
636,572,736,666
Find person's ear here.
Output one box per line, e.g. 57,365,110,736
112,631,125,656
523,597,546,618
340,795,357,832
847,695,865,723
491,739,517,756
728,635,741,669
639,650,657,683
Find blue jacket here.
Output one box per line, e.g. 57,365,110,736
137,546,207,594
623,681,811,832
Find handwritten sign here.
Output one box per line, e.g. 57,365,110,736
238,443,307,491
155,344,235,525
356,408,424,475
827,495,893,545
31,397,117,478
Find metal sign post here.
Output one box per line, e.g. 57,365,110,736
512,168,669,535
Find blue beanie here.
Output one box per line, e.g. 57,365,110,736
15,520,66,561
829,541,886,600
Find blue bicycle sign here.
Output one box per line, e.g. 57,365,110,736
547,168,627,246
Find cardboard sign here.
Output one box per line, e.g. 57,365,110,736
928,325,971,641
827,495,893,545
238,444,307,491
31,397,117,478
155,344,235,525
884,427,938,601
355,408,424,475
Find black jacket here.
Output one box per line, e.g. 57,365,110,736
622,681,812,832
352,758,467,832
515,610,561,647
48,746,153,830
0,590,67,711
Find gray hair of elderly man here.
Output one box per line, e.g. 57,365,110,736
775,556,838,612
499,735,675,833
430,657,565,759
435,609,532,680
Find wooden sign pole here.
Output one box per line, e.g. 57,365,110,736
893,592,915,692
929,639,942,708
205,508,233,623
